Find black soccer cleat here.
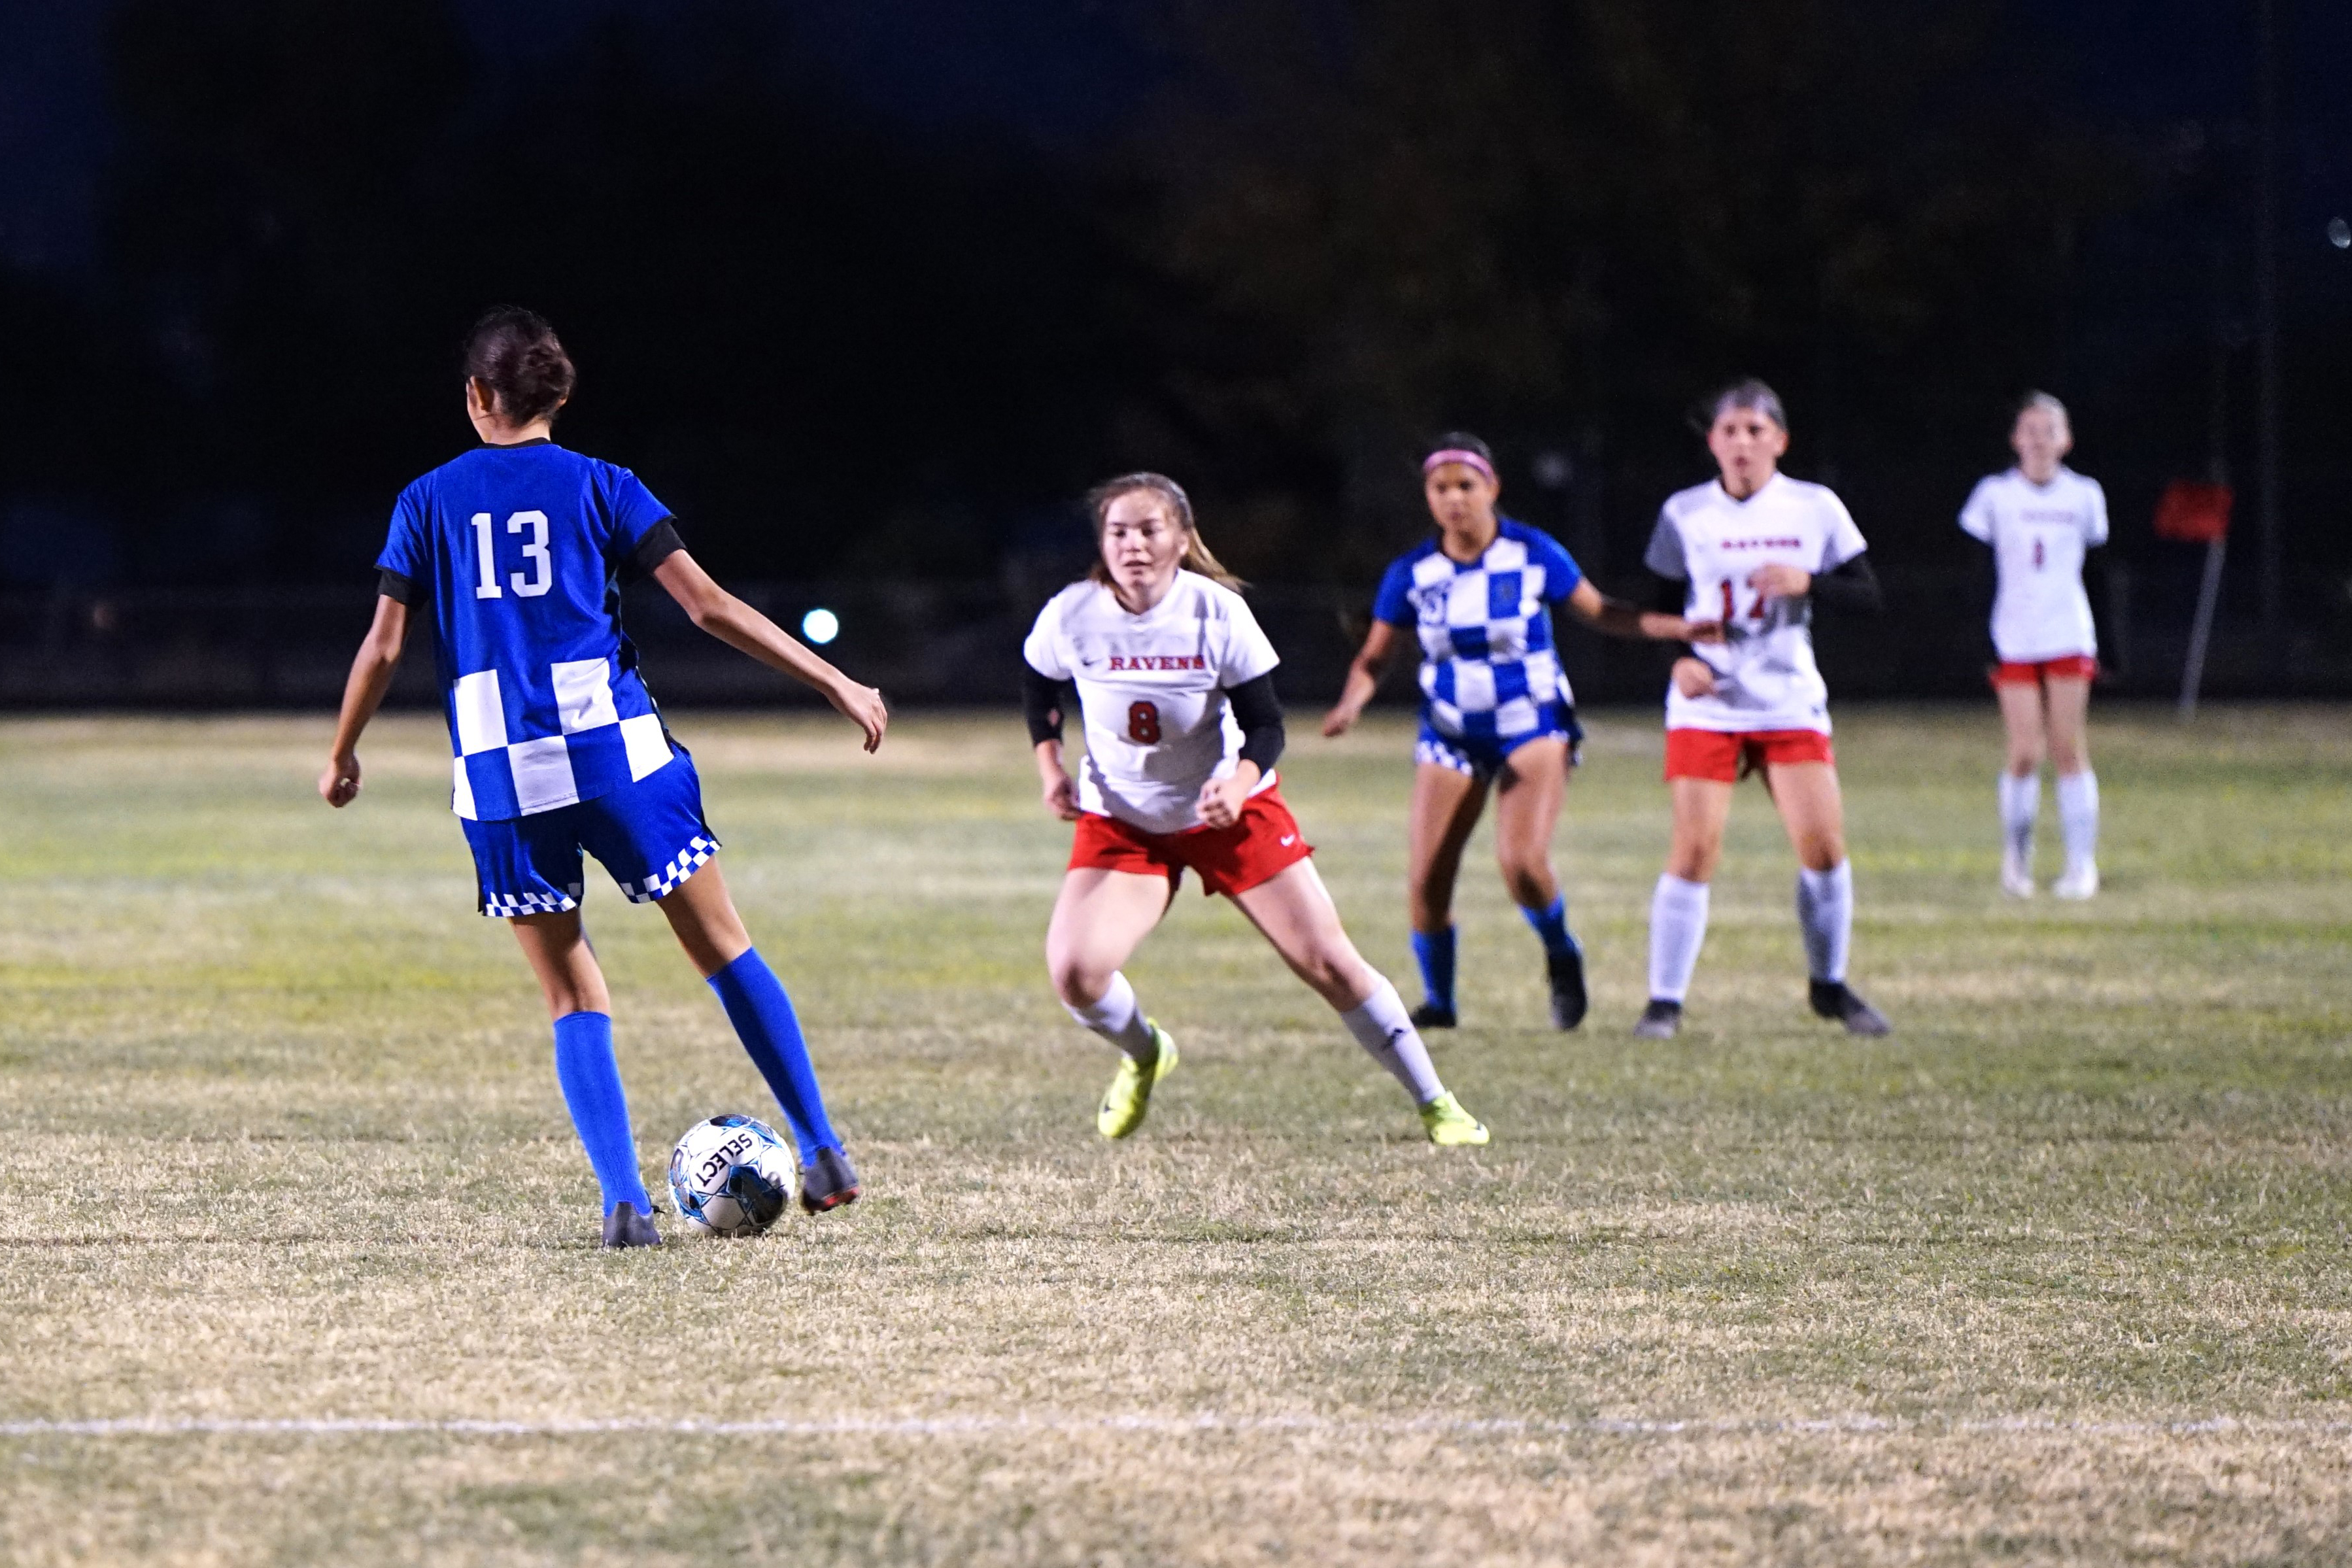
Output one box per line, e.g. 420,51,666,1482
1408,1000,1457,1031
798,1146,862,1214
1810,980,1892,1037
1633,999,1683,1040
600,1201,663,1250
1546,944,1588,1031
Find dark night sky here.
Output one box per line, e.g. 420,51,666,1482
5,1,2345,277
0,0,2347,619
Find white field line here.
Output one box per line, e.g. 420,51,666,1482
1,1414,2344,1440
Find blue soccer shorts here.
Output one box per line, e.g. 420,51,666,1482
1414,704,1585,783
460,748,721,917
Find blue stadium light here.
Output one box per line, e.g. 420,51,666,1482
2329,217,2351,250
800,607,840,645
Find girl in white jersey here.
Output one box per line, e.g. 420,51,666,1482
1021,473,1490,1146
1959,393,2108,900
1635,381,1892,1040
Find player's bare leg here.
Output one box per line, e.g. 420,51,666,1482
1996,679,2049,896
1230,861,1486,1144
1048,868,1180,1136
2043,675,2099,898
655,857,859,1211
509,912,658,1246
1404,762,1487,1026
1766,761,1888,1036
1639,777,1733,1038
1493,738,1584,1027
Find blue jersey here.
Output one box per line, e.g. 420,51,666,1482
377,441,679,822
1371,518,1584,740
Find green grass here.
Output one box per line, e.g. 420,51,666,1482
1,706,2348,1565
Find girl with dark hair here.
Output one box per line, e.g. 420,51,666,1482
1633,381,1890,1040
320,307,889,1246
1023,474,1490,1146
1322,434,1716,1031
1960,393,2108,899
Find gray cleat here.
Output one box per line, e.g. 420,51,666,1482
600,1201,663,1249
1633,999,1682,1040
1810,980,1891,1036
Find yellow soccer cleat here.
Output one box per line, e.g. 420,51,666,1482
1418,1091,1490,1147
1097,1022,1178,1139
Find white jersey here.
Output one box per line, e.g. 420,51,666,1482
1645,473,1869,735
1958,466,2107,662
1022,571,1281,835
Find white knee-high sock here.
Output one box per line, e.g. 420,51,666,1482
1796,861,1853,983
1065,972,1158,1062
2056,770,2099,873
1998,772,2040,862
1338,979,1446,1106
1647,874,1711,1003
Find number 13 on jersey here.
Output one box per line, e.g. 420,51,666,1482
471,510,552,600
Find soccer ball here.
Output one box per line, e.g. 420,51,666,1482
668,1114,796,1237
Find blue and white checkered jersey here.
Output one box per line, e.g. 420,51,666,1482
377,441,679,821
1371,519,1584,740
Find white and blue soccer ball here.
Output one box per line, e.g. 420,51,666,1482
668,1114,796,1237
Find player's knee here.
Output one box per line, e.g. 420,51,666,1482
2050,740,2087,775
1046,951,1110,1010
1798,834,1845,873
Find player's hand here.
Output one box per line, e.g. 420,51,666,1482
1196,771,1252,829
1748,563,1811,599
1320,702,1362,738
1681,618,1729,645
1040,768,1082,821
319,751,362,808
1671,656,1718,699
827,677,888,753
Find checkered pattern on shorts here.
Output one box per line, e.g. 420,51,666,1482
625,834,718,904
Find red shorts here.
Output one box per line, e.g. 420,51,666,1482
1990,655,2098,689
1068,787,1314,897
1664,727,1835,783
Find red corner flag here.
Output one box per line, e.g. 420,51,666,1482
2154,481,2233,544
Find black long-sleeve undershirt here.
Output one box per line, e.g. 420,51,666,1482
1022,663,1286,776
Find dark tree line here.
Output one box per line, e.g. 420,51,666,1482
0,0,2342,613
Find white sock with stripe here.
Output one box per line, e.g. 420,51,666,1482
1065,972,1158,1063
1998,772,2040,864
1338,980,1445,1105
1796,861,1853,983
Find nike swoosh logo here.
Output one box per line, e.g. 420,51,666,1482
1279,835,1297,846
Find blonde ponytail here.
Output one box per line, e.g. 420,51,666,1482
1085,471,1244,591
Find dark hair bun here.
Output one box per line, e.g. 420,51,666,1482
464,306,576,424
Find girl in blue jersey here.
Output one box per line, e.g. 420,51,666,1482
1323,434,1714,1031
320,307,889,1247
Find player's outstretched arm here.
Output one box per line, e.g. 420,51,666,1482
1561,579,1724,644
653,550,886,753
319,596,412,808
1322,620,1401,737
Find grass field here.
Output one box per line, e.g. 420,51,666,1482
1,705,2348,1565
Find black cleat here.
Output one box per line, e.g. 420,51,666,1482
1810,980,1892,1036
798,1146,862,1214
1633,999,1683,1040
1408,1000,1457,1030
600,1201,663,1249
1546,943,1589,1031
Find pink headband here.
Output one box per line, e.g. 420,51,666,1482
1422,448,1496,483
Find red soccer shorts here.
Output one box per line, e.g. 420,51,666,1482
1990,654,2098,689
1067,787,1313,897
1664,727,1835,783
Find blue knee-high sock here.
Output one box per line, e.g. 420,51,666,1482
707,949,839,1162
551,1011,649,1217
1409,926,1457,1012
1522,895,1578,958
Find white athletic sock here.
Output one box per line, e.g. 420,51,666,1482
1647,874,1711,1004
1796,861,1853,984
2056,770,2099,873
1064,972,1158,1062
1338,979,1446,1106
1998,771,2040,863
